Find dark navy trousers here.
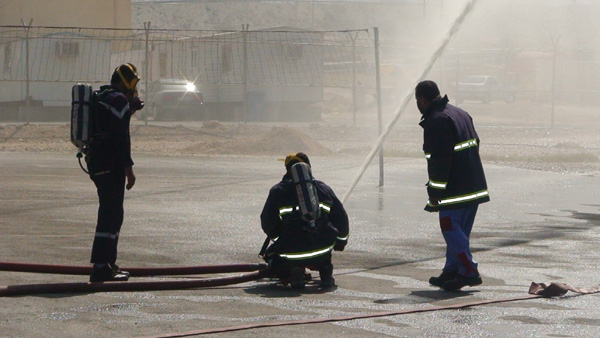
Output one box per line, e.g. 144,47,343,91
90,168,125,265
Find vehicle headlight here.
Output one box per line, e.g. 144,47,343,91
185,82,197,92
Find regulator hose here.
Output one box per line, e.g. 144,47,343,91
76,151,89,174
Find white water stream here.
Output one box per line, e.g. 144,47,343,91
342,0,478,204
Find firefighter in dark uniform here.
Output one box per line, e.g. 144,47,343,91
260,152,349,289
416,80,490,291
87,63,144,282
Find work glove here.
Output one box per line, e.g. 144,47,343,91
130,97,145,112
333,238,347,252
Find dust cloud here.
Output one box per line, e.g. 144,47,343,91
132,0,600,129
4,1,599,174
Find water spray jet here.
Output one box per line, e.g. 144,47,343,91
342,0,478,204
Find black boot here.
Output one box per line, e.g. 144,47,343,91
429,270,457,287
110,263,130,278
90,264,129,283
442,274,482,291
319,264,335,287
289,266,306,290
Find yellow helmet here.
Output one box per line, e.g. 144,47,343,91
112,63,140,91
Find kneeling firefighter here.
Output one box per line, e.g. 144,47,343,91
260,152,349,289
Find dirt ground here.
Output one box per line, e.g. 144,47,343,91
1,100,599,174
2,101,600,337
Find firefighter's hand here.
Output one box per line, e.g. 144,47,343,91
125,166,136,190
130,97,144,112
334,238,347,251
428,196,440,206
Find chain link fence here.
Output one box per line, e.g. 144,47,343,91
0,25,379,122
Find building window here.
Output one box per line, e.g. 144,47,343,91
221,44,232,73
191,50,200,68
55,41,80,57
3,43,11,71
159,52,167,78
286,44,303,59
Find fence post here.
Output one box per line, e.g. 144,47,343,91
349,31,359,127
311,0,315,29
144,21,151,125
374,27,384,187
242,24,249,124
21,19,33,123
550,34,560,130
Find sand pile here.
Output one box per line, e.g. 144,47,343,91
0,123,332,156
2,121,599,174
0,123,73,153
184,126,331,156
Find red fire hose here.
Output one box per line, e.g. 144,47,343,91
0,261,267,276
0,261,272,297
0,269,272,297
3,258,600,336
136,282,600,337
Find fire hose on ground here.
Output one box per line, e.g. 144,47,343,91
134,282,600,337
0,261,267,277
1,260,600,336
0,261,271,297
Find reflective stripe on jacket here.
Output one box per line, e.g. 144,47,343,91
419,95,489,212
261,175,349,261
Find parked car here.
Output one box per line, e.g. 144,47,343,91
454,75,516,104
138,79,205,120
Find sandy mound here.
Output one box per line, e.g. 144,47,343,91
0,123,74,153
0,123,332,156
184,126,331,156
2,120,599,174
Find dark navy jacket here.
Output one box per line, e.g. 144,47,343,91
86,85,134,176
419,95,489,212
260,174,349,263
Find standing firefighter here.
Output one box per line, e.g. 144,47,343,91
416,80,489,291
260,152,349,289
87,63,144,282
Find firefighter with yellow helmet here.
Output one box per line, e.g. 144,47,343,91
86,63,144,282
260,152,349,289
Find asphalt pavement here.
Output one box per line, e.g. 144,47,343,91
1,152,600,337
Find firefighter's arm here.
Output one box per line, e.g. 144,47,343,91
260,188,282,240
423,117,454,202
129,91,144,114
106,93,135,169
426,154,452,200
125,165,136,190
328,190,349,251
